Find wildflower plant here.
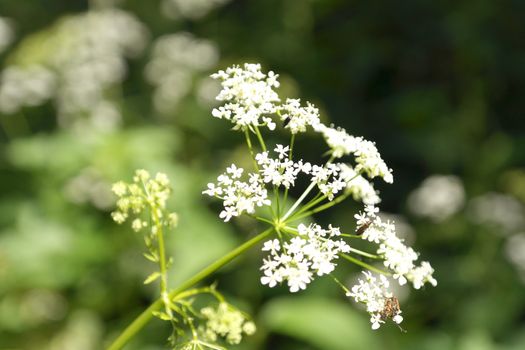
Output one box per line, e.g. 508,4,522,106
107,63,437,349
111,170,255,349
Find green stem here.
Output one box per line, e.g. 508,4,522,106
340,253,391,276
348,247,381,260
287,192,351,223
244,130,259,171
286,170,363,223
254,126,267,152
172,287,223,303
285,193,326,222
330,274,351,294
282,181,317,221
152,209,172,318
247,214,274,225
274,186,280,218
106,228,274,350
288,134,296,160
340,233,363,239
281,134,295,216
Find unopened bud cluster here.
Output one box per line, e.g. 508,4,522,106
111,169,178,230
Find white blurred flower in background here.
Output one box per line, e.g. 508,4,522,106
145,32,219,114
408,175,465,222
63,167,114,210
0,66,56,114
0,9,149,132
0,17,14,54
468,192,525,235
505,233,525,284
161,0,232,20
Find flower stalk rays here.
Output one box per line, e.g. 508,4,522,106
205,63,437,329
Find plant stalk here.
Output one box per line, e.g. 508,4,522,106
106,228,274,350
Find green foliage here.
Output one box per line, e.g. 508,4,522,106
260,297,379,350
0,0,524,349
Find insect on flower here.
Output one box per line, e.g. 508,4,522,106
283,116,291,127
355,220,373,235
380,296,400,320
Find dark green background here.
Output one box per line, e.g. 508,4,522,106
1,0,524,349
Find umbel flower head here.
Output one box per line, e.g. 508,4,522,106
204,63,437,330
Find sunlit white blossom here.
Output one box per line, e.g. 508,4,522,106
255,146,311,189
339,164,380,205
315,124,393,183
278,98,321,134
203,166,271,222
347,271,403,330
211,63,280,131
260,223,350,292
205,63,436,329
310,164,346,201
355,205,437,288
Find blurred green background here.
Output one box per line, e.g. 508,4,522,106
1,0,524,349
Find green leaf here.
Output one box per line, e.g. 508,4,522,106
144,271,161,285
260,296,379,350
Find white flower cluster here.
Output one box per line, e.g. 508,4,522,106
145,32,219,114
347,271,403,330
315,124,393,183
279,98,321,134
211,63,280,131
260,224,350,292
339,164,380,205
203,165,271,222
310,163,347,201
356,206,437,289
206,63,437,330
256,144,311,189
256,145,364,202
200,302,256,345
211,64,393,187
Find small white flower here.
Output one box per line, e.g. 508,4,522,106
355,205,437,289
211,63,280,131
219,206,237,222
278,98,321,134
315,124,393,183
339,164,380,205
260,223,350,292
204,166,271,222
262,239,281,252
226,164,244,179
274,144,289,159
255,148,309,189
347,272,402,330
203,183,223,197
